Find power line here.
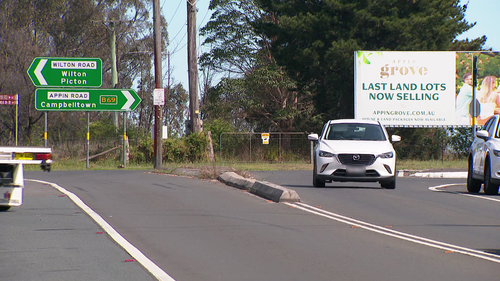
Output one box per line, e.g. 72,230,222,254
169,21,187,44
167,0,183,26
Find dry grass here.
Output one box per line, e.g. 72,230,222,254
26,159,467,175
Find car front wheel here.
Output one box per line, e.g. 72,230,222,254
380,178,396,189
467,157,482,193
484,162,500,195
313,157,325,188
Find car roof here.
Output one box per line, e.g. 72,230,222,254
327,119,380,125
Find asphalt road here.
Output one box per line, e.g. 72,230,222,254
1,170,498,281
0,175,155,281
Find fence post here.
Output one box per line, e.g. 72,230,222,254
220,133,224,162
249,133,252,162
279,133,282,162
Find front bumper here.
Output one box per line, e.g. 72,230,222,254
489,157,500,185
316,154,396,183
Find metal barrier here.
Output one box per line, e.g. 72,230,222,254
220,132,310,162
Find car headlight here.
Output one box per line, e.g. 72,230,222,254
493,150,500,157
319,151,335,157
378,151,394,159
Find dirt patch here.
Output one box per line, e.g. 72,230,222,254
169,166,251,179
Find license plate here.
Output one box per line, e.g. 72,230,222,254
14,153,34,160
346,165,366,175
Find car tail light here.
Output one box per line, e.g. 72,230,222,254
35,153,51,160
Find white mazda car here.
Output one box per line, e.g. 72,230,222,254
467,114,500,195
308,119,401,188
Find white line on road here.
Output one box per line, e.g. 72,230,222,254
28,179,176,281
429,183,500,202
285,202,500,264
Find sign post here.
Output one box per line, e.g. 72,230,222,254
27,57,102,87
35,88,141,112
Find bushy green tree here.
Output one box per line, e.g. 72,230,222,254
0,0,167,146
201,0,321,132
164,83,189,138
255,0,485,120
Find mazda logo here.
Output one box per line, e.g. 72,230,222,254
352,154,360,161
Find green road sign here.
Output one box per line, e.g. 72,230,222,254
35,88,141,111
27,57,102,87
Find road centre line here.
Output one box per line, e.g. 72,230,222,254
285,202,500,264
28,179,176,281
429,183,500,203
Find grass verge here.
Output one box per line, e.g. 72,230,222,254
25,159,468,174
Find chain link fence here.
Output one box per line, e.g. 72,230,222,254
220,132,311,162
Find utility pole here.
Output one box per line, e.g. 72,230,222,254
153,0,163,169
187,0,201,133
110,20,119,131
97,20,120,131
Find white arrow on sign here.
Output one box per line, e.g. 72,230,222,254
35,59,48,85
121,90,134,110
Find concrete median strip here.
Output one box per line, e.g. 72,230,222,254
218,172,300,203
218,170,466,203
397,170,467,178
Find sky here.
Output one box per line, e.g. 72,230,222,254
163,0,500,90
162,0,212,89
456,0,500,50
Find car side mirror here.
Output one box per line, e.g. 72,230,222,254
476,130,489,140
308,133,319,141
391,135,401,143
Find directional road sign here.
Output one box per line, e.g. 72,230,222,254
35,88,141,111
27,57,102,87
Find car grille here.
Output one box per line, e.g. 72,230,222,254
333,169,380,177
337,154,375,165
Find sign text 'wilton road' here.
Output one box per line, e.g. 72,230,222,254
51,61,97,69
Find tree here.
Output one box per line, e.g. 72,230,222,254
0,0,168,148
255,0,486,121
200,0,321,132
0,0,46,144
164,83,189,138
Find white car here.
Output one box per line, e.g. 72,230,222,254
308,119,401,188
467,114,500,195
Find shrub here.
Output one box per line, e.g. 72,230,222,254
185,132,209,162
131,138,154,163
163,138,188,162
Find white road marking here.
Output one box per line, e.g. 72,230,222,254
28,179,176,281
429,183,500,202
285,202,500,264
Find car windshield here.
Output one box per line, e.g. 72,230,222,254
324,123,386,141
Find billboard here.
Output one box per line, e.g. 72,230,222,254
354,51,500,127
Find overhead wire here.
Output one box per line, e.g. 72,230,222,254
167,0,183,26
